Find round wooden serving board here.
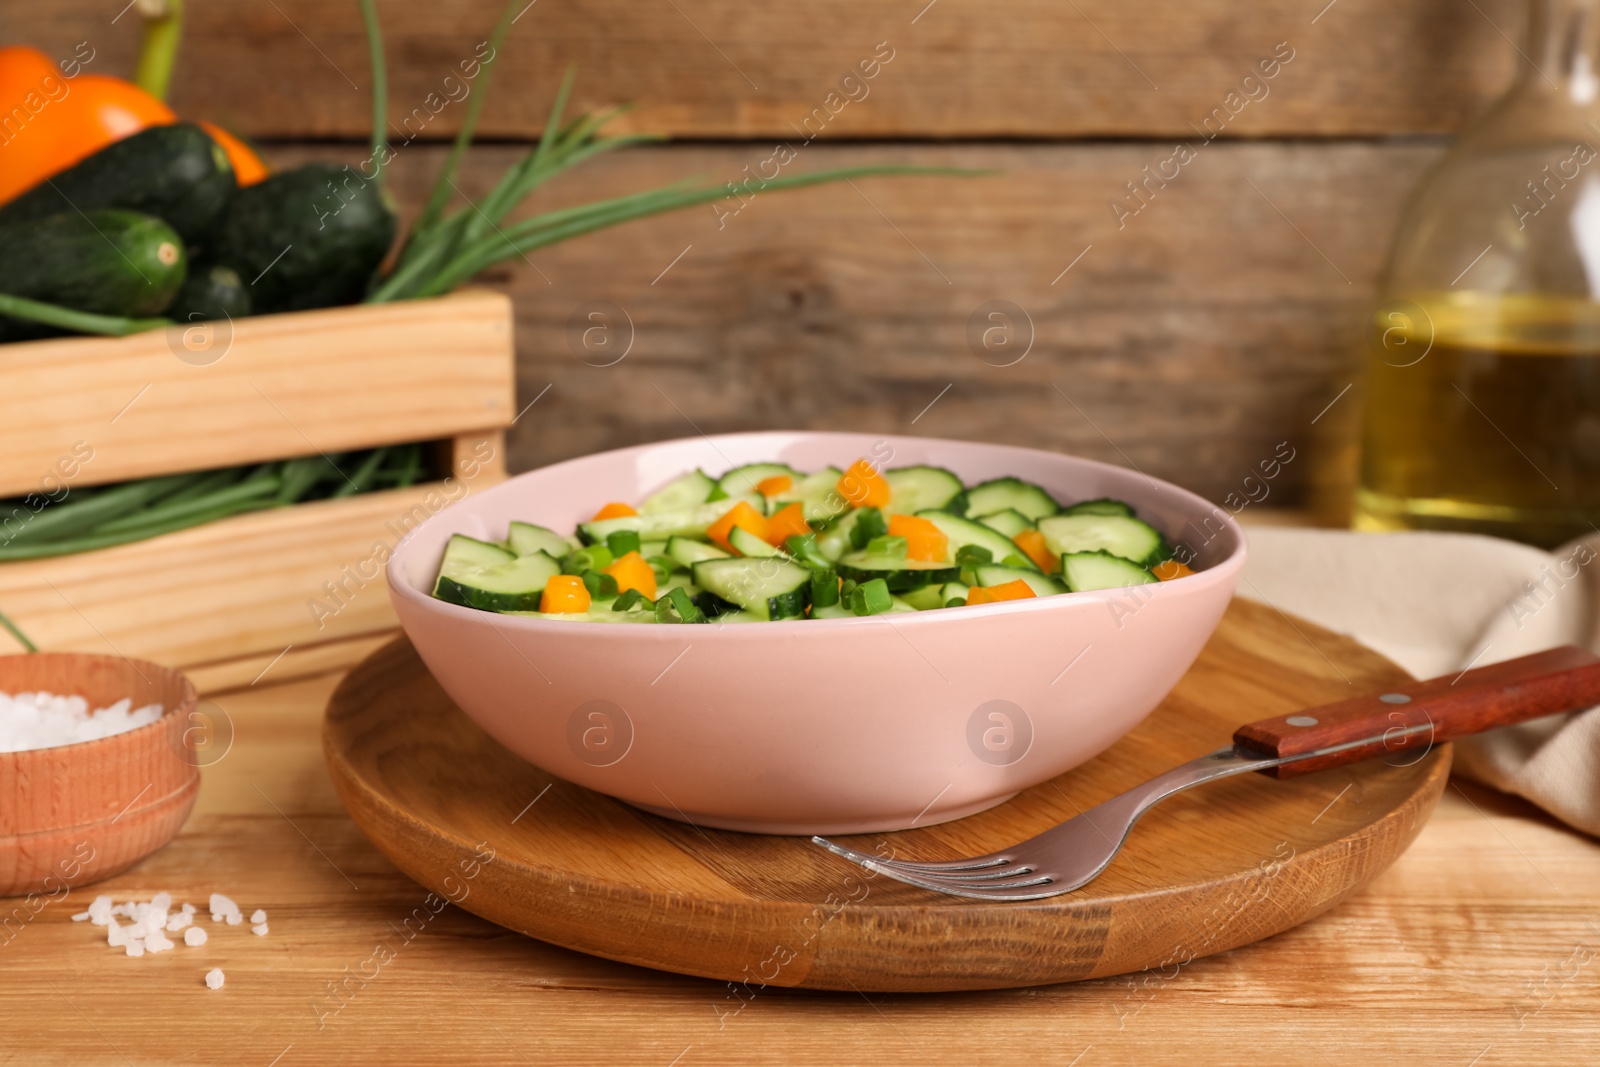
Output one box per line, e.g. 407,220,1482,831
324,599,1448,992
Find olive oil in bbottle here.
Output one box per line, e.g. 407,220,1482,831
1355,293,1600,547
1353,0,1600,547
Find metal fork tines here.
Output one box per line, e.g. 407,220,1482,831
813,745,1288,901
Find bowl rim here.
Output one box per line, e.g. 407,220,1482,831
0,651,197,763
387,431,1248,637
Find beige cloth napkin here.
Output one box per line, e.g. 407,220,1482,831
1239,527,1600,837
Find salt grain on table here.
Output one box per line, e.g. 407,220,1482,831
205,968,224,990
184,926,207,947
250,909,266,924
252,923,268,936
0,690,162,752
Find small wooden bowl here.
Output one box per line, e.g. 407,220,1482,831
0,652,200,898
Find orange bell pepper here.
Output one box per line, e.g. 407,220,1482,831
764,502,811,546
197,121,269,187
539,575,592,613
887,514,949,562
706,500,768,553
1012,528,1056,572
591,502,638,521
1151,560,1195,581
602,551,657,599
966,579,1036,606
0,47,176,205
836,458,890,509
755,474,793,498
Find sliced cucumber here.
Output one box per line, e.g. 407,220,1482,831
716,463,800,498
1037,513,1171,567
507,607,658,624
640,539,669,558
435,549,563,612
579,494,763,544
898,583,949,611
773,467,850,523
937,581,970,605
888,596,920,613
728,524,782,558
640,469,716,514
665,535,730,568
837,550,961,592
1063,497,1136,518
885,465,965,514
1061,550,1157,592
507,521,572,560
691,558,812,620
977,508,1033,539
435,533,513,576
810,601,855,620
710,610,763,624
963,477,1060,521
974,564,1068,597
915,511,1038,570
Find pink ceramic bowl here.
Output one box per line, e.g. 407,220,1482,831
386,432,1246,834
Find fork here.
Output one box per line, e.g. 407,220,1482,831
813,644,1600,900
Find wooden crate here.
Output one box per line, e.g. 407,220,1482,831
0,291,515,692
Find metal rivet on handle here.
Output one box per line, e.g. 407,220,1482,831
1379,693,1413,705
1285,715,1319,727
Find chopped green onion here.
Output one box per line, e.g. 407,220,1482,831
645,555,676,584
611,588,647,612
606,530,641,557
564,545,613,574
810,568,839,608
579,571,619,600
850,508,887,550
956,544,994,566
785,533,832,570
945,597,967,608
849,578,893,616
0,606,37,652
667,587,706,623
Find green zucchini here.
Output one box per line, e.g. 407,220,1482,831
212,162,396,313
0,124,235,244
168,263,251,323
0,211,186,336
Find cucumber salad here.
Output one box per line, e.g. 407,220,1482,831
431,459,1197,623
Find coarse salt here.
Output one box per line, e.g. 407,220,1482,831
251,923,268,937
205,968,225,990
250,909,266,924
184,926,207,947
0,690,162,752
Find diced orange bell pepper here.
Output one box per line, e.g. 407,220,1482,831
706,500,769,553
592,501,638,521
966,579,1037,606
887,514,949,562
1151,560,1196,581
755,474,793,498
765,502,811,546
1012,528,1056,572
539,574,592,613
602,550,658,599
836,458,890,509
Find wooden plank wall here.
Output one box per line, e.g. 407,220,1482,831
20,0,1523,510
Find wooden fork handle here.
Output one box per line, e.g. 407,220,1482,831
1233,645,1600,779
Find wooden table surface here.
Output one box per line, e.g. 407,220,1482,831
4,663,1599,1066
